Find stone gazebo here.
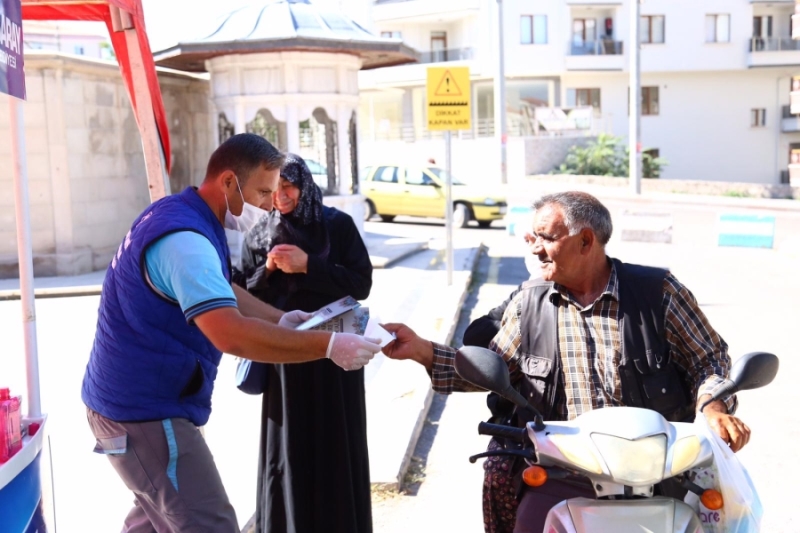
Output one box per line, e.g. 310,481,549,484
154,0,415,219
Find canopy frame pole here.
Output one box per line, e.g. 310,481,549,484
10,95,42,418
110,5,170,202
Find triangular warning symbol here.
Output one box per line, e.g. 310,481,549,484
434,70,463,97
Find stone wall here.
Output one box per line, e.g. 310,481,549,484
160,72,213,192
523,135,595,175
0,53,212,278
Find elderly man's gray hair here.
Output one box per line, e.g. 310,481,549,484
533,191,613,245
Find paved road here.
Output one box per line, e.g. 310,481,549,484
371,227,528,533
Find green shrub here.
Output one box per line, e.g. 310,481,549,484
552,134,667,179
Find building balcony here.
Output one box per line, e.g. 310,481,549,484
794,13,800,40
781,105,800,132
373,0,480,24
747,37,800,67
565,40,624,71
417,47,474,64
792,88,800,115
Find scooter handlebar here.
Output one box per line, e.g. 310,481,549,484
477,422,528,443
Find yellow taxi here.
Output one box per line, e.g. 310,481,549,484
360,165,507,228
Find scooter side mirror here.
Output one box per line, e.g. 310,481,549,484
454,346,511,393
455,346,546,431
701,352,779,412
729,352,779,392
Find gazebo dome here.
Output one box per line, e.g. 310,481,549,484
153,0,417,72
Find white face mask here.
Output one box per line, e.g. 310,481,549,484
224,176,270,233
224,176,270,270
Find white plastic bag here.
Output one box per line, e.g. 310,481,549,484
684,413,763,532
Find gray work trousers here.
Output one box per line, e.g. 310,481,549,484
87,408,238,533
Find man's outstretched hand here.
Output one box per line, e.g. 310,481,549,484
382,323,434,372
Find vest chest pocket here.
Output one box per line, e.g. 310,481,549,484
639,367,686,415
621,355,690,420
517,354,553,405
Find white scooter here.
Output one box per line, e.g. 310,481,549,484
454,347,779,533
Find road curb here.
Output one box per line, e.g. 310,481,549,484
0,285,103,301
391,243,486,492
370,240,430,269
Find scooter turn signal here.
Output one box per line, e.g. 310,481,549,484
522,466,548,487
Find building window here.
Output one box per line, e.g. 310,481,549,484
566,88,601,115
751,108,766,127
572,18,597,45
74,45,85,55
640,16,665,44
521,15,548,45
751,16,772,51
642,87,660,115
381,31,402,39
705,14,731,43
431,31,447,62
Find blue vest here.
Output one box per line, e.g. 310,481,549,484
81,187,232,426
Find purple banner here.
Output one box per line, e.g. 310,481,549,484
0,0,24,100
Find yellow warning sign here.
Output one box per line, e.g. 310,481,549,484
427,67,471,131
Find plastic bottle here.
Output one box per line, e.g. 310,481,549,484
0,388,22,464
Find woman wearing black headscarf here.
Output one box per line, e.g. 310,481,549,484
247,154,373,533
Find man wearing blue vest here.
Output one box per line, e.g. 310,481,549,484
81,133,380,532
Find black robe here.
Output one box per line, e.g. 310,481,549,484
251,206,373,533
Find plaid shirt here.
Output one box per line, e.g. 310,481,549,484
432,261,736,419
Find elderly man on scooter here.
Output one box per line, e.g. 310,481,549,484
383,191,750,533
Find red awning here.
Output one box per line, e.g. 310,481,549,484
21,0,171,175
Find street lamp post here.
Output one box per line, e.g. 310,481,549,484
494,0,507,185
629,0,641,194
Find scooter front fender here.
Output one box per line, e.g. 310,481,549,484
541,497,704,533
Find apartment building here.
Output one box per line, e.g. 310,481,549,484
23,20,113,59
356,0,800,184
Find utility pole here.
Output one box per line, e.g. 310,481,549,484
629,0,641,194
494,0,508,184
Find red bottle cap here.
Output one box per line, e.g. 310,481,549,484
0,388,9,401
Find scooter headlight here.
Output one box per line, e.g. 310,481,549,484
671,436,702,476
548,433,603,475
591,433,667,485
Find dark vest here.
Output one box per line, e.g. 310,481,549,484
81,187,231,426
493,259,695,425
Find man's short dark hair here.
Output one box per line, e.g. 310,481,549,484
533,191,613,246
204,133,285,184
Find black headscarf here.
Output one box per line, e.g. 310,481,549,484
280,153,325,227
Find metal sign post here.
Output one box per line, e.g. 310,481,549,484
426,67,471,286
629,0,642,195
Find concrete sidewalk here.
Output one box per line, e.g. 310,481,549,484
0,230,429,300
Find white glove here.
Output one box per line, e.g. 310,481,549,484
326,332,381,371
278,310,312,329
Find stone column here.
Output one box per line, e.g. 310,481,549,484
337,106,353,195
235,100,246,134
286,104,300,154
